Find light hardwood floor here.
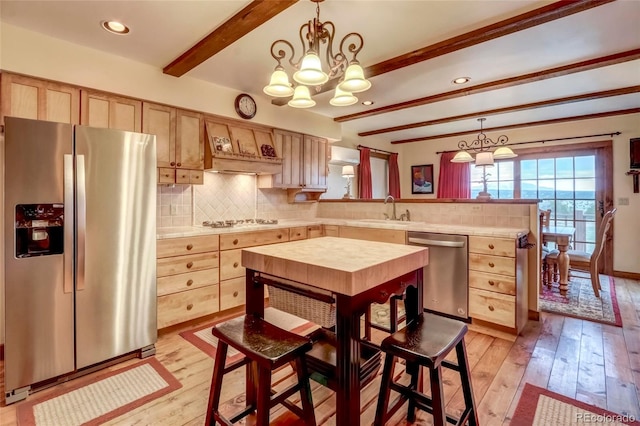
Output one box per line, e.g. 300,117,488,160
1,276,638,425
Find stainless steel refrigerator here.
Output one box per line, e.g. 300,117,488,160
4,117,157,404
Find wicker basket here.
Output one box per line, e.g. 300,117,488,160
267,285,336,330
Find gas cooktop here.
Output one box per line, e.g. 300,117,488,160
202,219,279,229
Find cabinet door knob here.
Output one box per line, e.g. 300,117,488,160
170,162,175,166
488,305,495,312
296,233,301,237
233,291,239,297
488,280,495,286
186,244,193,250
193,175,200,180
186,279,193,287
186,262,193,269
277,234,282,239
488,262,495,268
233,239,239,245
233,262,239,268
488,244,494,249
177,162,182,167
186,303,193,311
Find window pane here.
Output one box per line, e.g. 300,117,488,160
575,156,595,178
556,179,574,199
584,221,596,243
539,179,555,199
576,178,595,199
521,160,537,180
539,200,554,213
538,159,555,179
556,157,574,178
498,181,513,198
497,161,514,180
521,180,538,198
576,200,596,219
556,200,575,224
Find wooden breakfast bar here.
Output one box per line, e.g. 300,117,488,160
242,236,429,425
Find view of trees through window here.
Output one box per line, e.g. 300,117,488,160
470,155,597,253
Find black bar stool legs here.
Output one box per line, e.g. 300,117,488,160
374,313,478,426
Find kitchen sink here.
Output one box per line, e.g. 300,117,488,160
353,219,415,227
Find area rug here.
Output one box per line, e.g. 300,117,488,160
539,275,622,327
513,383,640,425
16,357,182,426
179,307,318,363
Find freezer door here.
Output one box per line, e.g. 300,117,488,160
3,117,75,392
74,126,157,369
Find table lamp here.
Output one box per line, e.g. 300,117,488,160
342,165,355,199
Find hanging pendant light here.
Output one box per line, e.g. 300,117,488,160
493,146,518,159
338,61,371,93
263,66,295,97
330,87,358,106
288,85,316,108
450,150,474,163
293,52,329,85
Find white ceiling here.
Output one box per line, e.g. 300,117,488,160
1,0,639,144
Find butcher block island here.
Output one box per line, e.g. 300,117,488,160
241,236,429,425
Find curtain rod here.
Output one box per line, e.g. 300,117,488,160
435,132,621,154
357,144,396,155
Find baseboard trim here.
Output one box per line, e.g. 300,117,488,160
613,270,640,280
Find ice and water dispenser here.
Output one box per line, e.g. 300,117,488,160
15,204,64,258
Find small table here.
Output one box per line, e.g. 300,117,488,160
542,226,576,295
241,237,429,425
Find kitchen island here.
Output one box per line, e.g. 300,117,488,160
241,236,429,426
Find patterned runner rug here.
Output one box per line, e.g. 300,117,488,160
539,275,622,327
179,307,318,363
513,383,640,425
16,358,181,426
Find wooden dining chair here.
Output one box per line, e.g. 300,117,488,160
546,208,616,297
539,209,558,289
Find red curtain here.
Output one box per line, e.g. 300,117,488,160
437,152,471,199
388,153,400,198
358,148,373,199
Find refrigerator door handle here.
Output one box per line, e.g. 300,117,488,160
77,154,86,291
63,154,74,294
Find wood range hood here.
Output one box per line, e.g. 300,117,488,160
203,118,283,175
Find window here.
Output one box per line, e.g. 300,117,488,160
468,142,612,255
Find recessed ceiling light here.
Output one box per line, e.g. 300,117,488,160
452,77,471,85
101,20,130,35
362,100,374,106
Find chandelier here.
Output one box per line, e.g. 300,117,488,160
450,118,517,166
263,0,372,108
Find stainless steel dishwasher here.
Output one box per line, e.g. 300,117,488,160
407,232,469,320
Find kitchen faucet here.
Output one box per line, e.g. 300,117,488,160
384,195,397,220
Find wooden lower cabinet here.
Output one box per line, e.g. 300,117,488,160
156,235,220,329
220,277,246,311
468,235,528,334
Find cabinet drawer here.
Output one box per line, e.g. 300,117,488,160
289,226,308,241
157,235,219,258
176,169,191,184
220,249,244,281
157,269,219,296
469,236,515,257
189,170,203,184
157,285,219,329
220,229,289,250
469,288,515,328
469,253,515,276
157,252,218,277
324,225,339,236
220,277,246,311
308,225,323,238
158,168,175,184
469,270,516,295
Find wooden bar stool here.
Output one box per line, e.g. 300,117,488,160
374,313,478,426
205,314,316,426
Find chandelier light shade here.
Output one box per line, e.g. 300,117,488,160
450,118,516,165
263,0,371,108
330,87,358,106
288,85,316,108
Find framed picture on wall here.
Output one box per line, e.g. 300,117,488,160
411,164,434,194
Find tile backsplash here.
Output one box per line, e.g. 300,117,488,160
194,172,256,223
157,184,192,227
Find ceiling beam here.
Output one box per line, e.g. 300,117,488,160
273,0,615,106
390,108,640,144
337,48,640,122
359,86,640,136
163,0,299,77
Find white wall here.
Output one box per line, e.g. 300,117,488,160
397,114,640,274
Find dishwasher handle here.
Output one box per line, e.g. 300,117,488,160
408,237,466,248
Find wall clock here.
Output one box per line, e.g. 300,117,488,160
234,93,257,119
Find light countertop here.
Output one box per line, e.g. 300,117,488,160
157,218,528,239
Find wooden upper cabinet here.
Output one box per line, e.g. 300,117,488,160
176,109,204,170
142,102,176,169
303,135,329,189
272,129,303,188
1,73,80,124
80,90,142,132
